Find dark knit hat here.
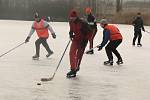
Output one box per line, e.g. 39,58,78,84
69,10,78,18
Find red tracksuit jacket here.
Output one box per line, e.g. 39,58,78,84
69,18,92,70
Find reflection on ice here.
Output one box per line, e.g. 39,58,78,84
66,76,118,100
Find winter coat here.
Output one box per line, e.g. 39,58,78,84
69,18,92,42
104,24,122,41
132,17,145,31
100,24,122,47
87,13,97,29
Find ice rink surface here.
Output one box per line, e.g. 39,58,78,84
0,20,150,100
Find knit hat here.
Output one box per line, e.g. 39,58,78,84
100,19,108,25
69,10,78,18
85,7,92,14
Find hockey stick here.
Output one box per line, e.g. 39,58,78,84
85,44,100,54
0,42,25,58
41,40,71,81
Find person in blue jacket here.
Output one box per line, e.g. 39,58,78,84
97,19,123,65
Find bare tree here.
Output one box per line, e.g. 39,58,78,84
116,0,122,12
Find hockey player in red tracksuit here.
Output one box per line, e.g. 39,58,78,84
25,13,56,60
97,19,123,66
67,10,92,78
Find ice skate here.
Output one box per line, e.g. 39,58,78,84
66,70,76,78
104,60,113,66
86,50,94,54
137,43,142,47
32,55,39,60
46,51,54,58
116,59,123,65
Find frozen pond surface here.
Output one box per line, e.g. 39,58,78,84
0,20,150,100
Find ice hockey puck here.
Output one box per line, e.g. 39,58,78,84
37,82,41,85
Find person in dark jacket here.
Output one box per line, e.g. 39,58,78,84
67,10,92,78
85,7,97,54
132,12,145,46
97,19,123,66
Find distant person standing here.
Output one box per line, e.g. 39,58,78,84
25,13,56,60
132,12,145,47
85,7,97,54
97,19,123,66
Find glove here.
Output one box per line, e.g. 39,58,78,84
69,32,74,40
25,36,30,43
142,27,145,32
52,33,56,39
97,45,103,51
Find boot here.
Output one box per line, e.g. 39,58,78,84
66,69,76,78
104,60,113,66
86,50,94,54
137,43,142,47
46,51,54,58
32,55,39,60
116,59,123,65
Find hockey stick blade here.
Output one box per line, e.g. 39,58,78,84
41,74,55,81
41,77,53,82
85,45,100,53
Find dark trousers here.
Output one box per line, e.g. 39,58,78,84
105,39,122,61
88,28,97,50
35,38,52,56
133,29,142,44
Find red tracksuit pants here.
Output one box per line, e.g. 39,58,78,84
69,40,87,70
